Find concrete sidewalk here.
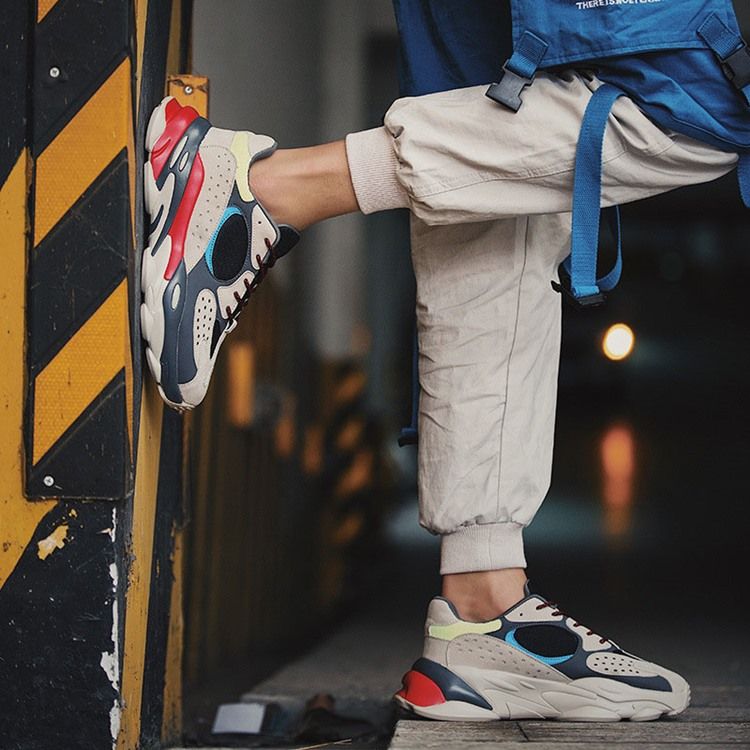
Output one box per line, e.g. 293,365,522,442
391,686,750,748
178,494,749,748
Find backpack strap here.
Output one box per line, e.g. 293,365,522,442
558,206,622,305
698,14,750,107
696,16,750,211
738,154,750,209
486,32,548,111
553,83,626,307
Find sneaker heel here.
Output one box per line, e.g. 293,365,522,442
145,96,175,152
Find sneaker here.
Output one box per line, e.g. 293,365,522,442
141,96,299,410
396,591,690,722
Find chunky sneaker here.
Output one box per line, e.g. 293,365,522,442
396,591,690,722
141,96,299,410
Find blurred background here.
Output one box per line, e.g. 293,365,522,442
183,0,750,743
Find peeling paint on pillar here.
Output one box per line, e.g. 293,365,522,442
37,524,69,559
102,560,122,746
0,503,120,748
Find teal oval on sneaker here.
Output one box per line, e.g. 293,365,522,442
205,206,243,277
505,628,574,666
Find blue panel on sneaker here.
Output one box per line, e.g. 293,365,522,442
413,658,493,710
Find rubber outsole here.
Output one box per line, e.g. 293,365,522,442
141,97,192,412
395,666,690,723
395,692,689,723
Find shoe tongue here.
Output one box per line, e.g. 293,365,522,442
521,581,551,605
274,225,300,259
520,581,550,605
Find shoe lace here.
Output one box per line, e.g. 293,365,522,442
535,601,609,645
224,237,277,321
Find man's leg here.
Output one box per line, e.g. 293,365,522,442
408,213,570,622
393,210,694,723
251,73,736,228
248,141,360,229
143,72,736,409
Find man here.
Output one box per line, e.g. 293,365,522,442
140,1,743,721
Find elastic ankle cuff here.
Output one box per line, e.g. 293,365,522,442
345,127,410,214
440,522,526,574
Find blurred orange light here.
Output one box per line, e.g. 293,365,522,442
600,423,637,541
602,323,635,361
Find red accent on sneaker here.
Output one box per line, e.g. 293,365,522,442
164,152,204,280
150,102,200,180
165,97,181,121
396,670,446,707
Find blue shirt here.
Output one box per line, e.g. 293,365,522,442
392,0,512,97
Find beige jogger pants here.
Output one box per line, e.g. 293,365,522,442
345,71,738,574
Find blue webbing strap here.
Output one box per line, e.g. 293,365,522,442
562,206,622,293
597,207,623,293
565,83,626,304
486,32,548,111
506,32,548,80
738,155,750,209
398,323,419,447
698,13,750,107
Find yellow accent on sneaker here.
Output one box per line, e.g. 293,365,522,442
428,619,502,641
230,132,254,203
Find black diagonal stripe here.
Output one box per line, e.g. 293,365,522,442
26,369,129,499
0,0,32,186
29,148,129,375
33,0,129,153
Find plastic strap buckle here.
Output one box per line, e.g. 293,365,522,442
486,66,535,112
550,280,606,309
722,44,750,90
698,13,750,103
486,31,548,112
397,427,418,447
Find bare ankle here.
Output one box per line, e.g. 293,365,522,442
249,141,358,231
248,151,297,227
442,568,527,622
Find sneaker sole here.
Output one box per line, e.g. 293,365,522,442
396,663,690,722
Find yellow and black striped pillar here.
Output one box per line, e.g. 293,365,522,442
0,1,195,748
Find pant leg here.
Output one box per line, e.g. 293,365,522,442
411,212,570,574
348,71,737,224
345,69,738,574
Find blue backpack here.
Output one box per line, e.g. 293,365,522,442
487,0,750,305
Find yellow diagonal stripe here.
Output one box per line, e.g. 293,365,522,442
33,280,128,464
37,0,60,22
0,151,57,587
34,58,130,246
